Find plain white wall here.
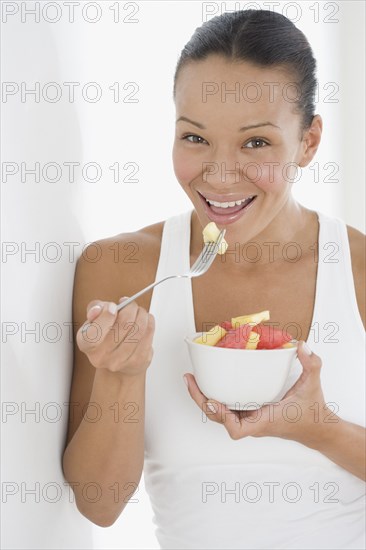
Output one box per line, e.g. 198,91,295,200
1,6,94,549
1,1,364,549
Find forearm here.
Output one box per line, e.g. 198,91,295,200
62,369,146,526
309,417,366,481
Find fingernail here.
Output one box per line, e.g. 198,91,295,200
89,305,102,316
108,302,117,314
119,296,129,302
206,402,217,413
183,375,189,388
302,341,312,355
87,305,102,321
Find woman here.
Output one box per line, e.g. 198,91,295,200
62,10,365,549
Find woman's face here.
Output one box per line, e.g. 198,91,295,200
172,55,321,241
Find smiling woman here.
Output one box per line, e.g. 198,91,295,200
173,57,322,231
62,9,366,550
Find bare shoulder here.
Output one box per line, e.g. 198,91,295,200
347,225,366,329
102,219,164,253
78,219,165,308
73,216,165,345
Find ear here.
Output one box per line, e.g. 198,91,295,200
297,114,323,168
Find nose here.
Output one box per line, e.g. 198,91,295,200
202,161,242,187
202,148,242,187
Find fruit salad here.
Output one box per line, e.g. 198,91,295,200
194,310,297,350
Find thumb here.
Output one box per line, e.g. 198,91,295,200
298,340,312,359
297,340,322,379
282,341,321,399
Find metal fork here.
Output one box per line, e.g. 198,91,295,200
115,228,226,311
81,229,226,333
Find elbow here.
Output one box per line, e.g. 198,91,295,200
74,495,125,528
85,513,119,528
62,455,125,527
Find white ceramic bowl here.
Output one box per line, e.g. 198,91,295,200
184,332,298,410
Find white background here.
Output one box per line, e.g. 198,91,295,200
1,1,365,549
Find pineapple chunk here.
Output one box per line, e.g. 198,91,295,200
232,310,270,328
202,222,228,255
194,325,227,346
203,221,221,241
245,331,260,349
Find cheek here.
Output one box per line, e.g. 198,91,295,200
243,161,294,192
172,142,201,187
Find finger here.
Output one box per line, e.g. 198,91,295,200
183,373,230,423
81,301,117,332
138,313,155,351
86,300,104,321
220,406,248,438
85,299,117,323
297,341,322,377
87,304,103,322
282,341,322,399
129,313,156,367
78,301,120,350
114,307,150,361
116,303,144,343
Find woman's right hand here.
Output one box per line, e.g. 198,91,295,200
76,297,155,377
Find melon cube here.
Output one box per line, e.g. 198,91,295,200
215,326,249,349
253,324,293,349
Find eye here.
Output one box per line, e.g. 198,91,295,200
181,134,208,145
244,138,269,149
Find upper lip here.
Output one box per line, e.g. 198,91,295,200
198,191,257,202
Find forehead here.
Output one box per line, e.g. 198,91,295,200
174,55,298,123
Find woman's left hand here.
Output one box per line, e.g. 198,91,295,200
183,341,339,448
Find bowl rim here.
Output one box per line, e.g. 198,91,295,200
184,333,298,352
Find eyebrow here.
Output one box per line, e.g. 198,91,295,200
176,116,280,132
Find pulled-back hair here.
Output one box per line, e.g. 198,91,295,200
173,10,317,130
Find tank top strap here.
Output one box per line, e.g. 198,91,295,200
315,211,364,333
149,208,193,314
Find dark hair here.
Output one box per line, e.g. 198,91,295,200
173,10,317,130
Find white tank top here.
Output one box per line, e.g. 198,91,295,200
144,209,365,550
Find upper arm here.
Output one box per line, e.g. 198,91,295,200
64,235,136,447
347,225,366,330
64,224,163,449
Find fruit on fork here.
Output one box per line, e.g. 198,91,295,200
202,222,228,255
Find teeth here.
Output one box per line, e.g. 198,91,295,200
206,196,254,208
211,201,230,208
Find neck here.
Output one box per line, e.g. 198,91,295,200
191,198,318,270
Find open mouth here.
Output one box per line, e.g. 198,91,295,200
198,192,257,215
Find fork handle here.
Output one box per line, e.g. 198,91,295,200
80,275,184,333
116,275,183,311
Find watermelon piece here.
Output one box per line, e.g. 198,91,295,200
215,324,252,349
219,320,233,331
253,324,292,349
